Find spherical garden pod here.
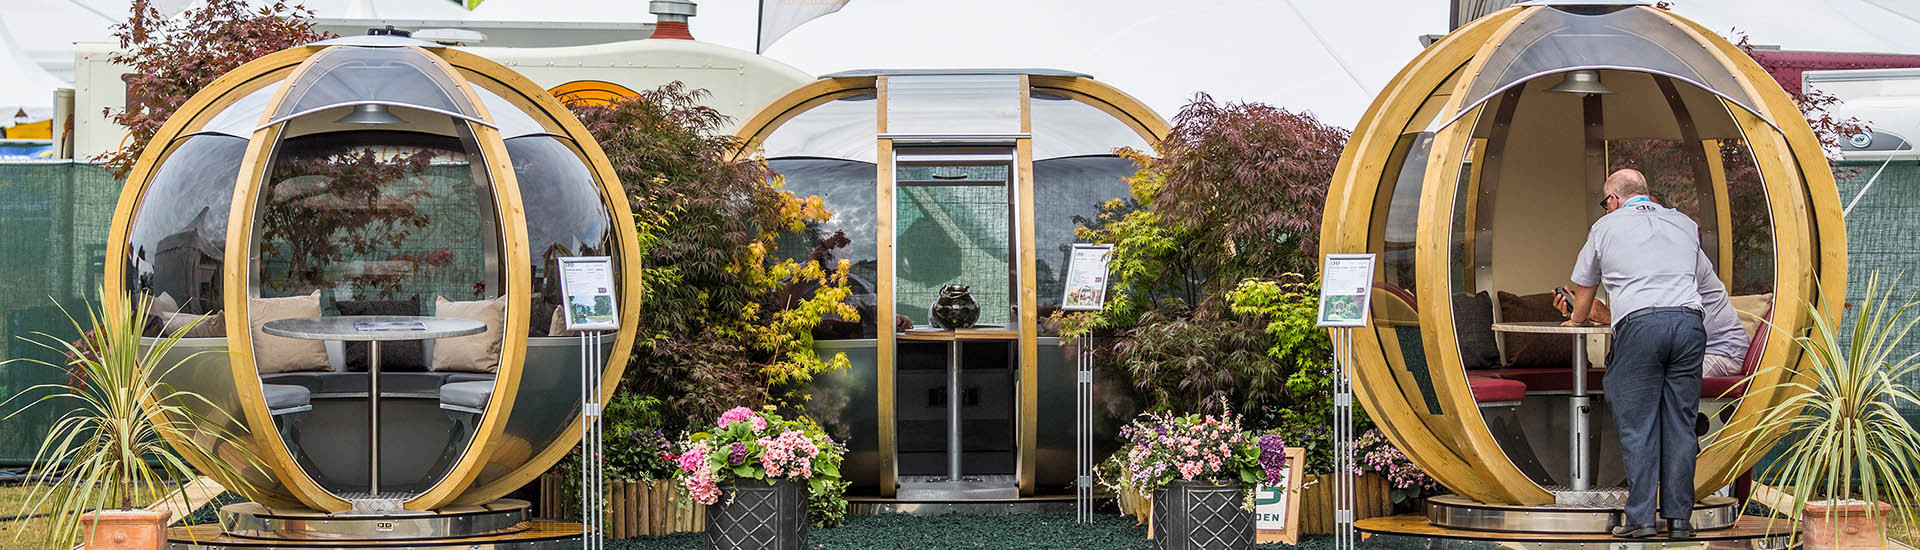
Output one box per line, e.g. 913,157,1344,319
105,32,639,513
1321,2,1845,506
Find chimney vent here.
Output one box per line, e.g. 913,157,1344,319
649,0,696,40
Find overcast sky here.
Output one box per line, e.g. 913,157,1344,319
10,0,1920,129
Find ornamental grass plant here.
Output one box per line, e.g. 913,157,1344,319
0,293,260,548
1710,272,1920,547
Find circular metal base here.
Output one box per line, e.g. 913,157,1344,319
1358,513,1793,549
1426,494,1740,534
217,499,531,542
167,518,581,549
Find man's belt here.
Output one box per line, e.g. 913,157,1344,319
1619,305,1702,326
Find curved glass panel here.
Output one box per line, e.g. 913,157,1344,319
1030,91,1151,160
251,124,500,496
201,84,283,137
271,46,479,122
1457,6,1761,125
126,134,249,314
761,92,877,163
473,85,551,140
885,74,1021,136
509,136,614,335
766,94,879,338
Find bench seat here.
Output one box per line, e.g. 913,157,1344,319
1466,375,1526,404
261,383,312,415
260,371,493,398
438,380,495,413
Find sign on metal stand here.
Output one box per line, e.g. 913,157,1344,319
1316,253,1375,550
559,256,619,550
1063,244,1112,524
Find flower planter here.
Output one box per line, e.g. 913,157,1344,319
1150,480,1253,550
705,480,808,550
1802,500,1894,550
78,508,172,550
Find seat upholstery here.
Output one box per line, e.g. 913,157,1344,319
1491,368,1606,393
1467,375,1527,404
439,380,495,412
261,383,311,415
262,372,494,397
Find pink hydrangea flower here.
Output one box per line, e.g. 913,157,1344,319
718,407,755,428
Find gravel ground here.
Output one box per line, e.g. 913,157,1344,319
608,512,1331,550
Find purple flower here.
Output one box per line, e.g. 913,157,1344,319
729,443,748,465
1257,434,1289,485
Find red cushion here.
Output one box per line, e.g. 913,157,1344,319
1702,376,1747,398
1492,367,1605,393
1467,375,1527,403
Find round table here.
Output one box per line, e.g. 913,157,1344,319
263,315,485,498
1490,321,1611,491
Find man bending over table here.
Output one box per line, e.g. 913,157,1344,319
1563,168,1706,539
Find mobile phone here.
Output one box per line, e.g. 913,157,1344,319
1553,287,1575,317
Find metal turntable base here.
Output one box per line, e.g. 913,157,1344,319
1358,513,1795,549
166,499,583,549
1426,493,1741,534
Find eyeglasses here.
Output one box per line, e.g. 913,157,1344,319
1598,194,1614,210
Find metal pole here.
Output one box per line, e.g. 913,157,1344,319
1332,328,1355,550
1571,336,1590,491
369,341,381,496
579,331,590,548
948,340,963,481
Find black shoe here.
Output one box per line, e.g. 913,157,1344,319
1668,519,1695,539
1612,524,1659,538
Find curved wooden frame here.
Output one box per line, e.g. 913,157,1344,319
1321,5,1845,505
105,42,639,512
730,73,1168,497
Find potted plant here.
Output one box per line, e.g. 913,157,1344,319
670,406,845,550
1712,273,1920,549
2,293,258,549
1104,410,1282,550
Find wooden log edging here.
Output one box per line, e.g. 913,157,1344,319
539,474,705,538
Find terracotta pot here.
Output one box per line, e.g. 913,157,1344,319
78,508,172,550
1802,500,1893,550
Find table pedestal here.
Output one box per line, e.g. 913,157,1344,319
1569,337,1590,491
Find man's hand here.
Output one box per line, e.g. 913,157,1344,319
1561,318,1594,327
1555,285,1614,324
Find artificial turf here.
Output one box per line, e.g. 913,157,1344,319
609,512,1331,550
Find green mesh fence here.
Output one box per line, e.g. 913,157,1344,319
0,161,120,467
1836,162,1920,421
894,183,1011,327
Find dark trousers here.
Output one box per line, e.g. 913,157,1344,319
1604,309,1705,525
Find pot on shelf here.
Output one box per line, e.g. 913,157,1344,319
928,284,980,329
1151,479,1253,550
78,508,172,550
1802,500,1893,550
705,480,808,550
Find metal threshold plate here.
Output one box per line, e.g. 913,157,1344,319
219,499,531,541
896,477,1020,501
1426,494,1740,534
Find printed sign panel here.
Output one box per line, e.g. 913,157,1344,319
1316,254,1377,328
558,256,619,331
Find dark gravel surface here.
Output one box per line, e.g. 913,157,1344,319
608,513,1331,549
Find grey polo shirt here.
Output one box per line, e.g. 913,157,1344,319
1695,249,1749,359
1570,197,1703,320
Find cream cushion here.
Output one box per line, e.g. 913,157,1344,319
158,310,225,338
247,291,330,374
1730,293,1774,339
433,295,507,373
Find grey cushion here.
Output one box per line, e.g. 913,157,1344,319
439,380,495,412
262,372,481,396
1453,292,1501,370
262,383,311,414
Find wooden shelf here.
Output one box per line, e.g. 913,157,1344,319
896,328,1020,342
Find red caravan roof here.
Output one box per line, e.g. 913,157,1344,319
1749,50,1920,92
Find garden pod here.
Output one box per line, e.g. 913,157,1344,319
733,70,1166,498
105,33,639,513
1321,2,1845,506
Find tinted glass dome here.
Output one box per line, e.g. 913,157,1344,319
107,38,639,513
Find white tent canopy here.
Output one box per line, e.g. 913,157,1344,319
0,22,67,123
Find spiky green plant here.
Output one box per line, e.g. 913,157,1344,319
1,292,261,548
1709,272,1920,547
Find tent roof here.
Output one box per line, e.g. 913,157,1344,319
0,21,67,123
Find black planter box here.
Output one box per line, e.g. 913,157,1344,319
705,480,809,550
1152,480,1253,550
